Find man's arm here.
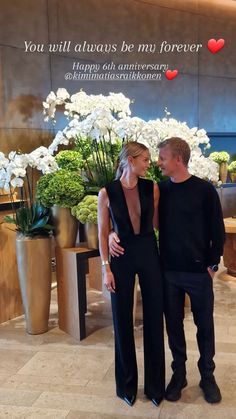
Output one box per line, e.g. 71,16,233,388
207,186,225,267
109,231,125,257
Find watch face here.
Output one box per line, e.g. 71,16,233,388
211,265,219,272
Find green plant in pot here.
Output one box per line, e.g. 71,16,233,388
0,147,59,335
36,169,85,248
55,149,84,172
71,195,98,248
36,169,84,208
4,203,54,237
209,151,230,164
209,151,230,183
228,161,236,183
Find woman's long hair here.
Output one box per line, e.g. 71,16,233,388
115,141,148,179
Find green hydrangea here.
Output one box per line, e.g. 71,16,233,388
71,195,98,224
55,150,83,171
36,169,84,208
228,161,236,173
209,151,230,164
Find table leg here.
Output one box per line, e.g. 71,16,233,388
76,257,87,340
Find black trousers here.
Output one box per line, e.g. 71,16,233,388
110,233,165,399
164,270,215,378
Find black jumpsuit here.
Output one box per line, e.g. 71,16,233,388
105,177,165,400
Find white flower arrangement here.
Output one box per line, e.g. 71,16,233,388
42,89,218,183
0,147,58,192
0,89,220,194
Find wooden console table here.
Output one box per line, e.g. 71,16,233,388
56,246,100,341
223,217,236,277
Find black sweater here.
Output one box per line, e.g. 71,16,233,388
158,175,225,273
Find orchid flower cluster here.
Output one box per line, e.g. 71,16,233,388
42,89,219,184
0,147,58,193
0,147,58,236
44,89,132,186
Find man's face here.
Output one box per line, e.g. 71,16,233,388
157,145,179,177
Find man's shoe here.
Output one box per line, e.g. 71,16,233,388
165,374,187,402
118,394,136,406
199,376,222,404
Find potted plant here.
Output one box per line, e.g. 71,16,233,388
36,169,85,248
71,195,98,248
55,149,83,171
228,161,236,183
209,151,230,183
0,147,58,334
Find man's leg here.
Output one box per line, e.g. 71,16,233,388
188,272,221,403
164,271,188,401
164,271,187,375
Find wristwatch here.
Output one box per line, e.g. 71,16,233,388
208,265,219,272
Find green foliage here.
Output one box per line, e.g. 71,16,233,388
71,195,98,224
228,161,236,173
209,151,230,164
36,169,85,208
55,150,83,171
74,136,123,187
146,161,167,183
3,203,54,237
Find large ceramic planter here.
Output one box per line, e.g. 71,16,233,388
219,162,228,183
51,205,78,248
84,222,98,249
16,234,52,334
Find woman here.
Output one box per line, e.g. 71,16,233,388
98,141,165,407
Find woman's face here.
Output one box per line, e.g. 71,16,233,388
129,149,150,177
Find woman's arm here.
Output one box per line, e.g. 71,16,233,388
98,188,116,292
153,182,160,230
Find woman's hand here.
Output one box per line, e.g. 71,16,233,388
103,269,116,293
109,231,125,257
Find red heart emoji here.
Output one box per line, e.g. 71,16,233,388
165,70,178,80
207,38,225,54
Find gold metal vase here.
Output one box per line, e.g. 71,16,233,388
51,206,78,248
219,162,228,183
16,235,52,334
230,172,236,183
84,222,98,249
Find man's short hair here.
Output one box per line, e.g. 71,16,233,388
158,137,191,166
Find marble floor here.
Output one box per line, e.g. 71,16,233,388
0,265,236,418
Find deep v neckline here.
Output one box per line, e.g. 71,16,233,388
118,178,142,235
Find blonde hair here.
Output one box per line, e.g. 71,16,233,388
158,137,190,166
115,141,149,179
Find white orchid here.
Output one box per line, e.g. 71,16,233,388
189,152,219,184
41,89,220,184
0,147,58,194
0,152,9,169
43,90,132,123
48,131,70,154
113,117,146,141
10,177,24,188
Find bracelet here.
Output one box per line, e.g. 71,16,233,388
101,260,110,266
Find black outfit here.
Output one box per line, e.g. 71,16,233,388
105,178,165,400
159,175,225,378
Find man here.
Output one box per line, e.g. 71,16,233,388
109,137,225,404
